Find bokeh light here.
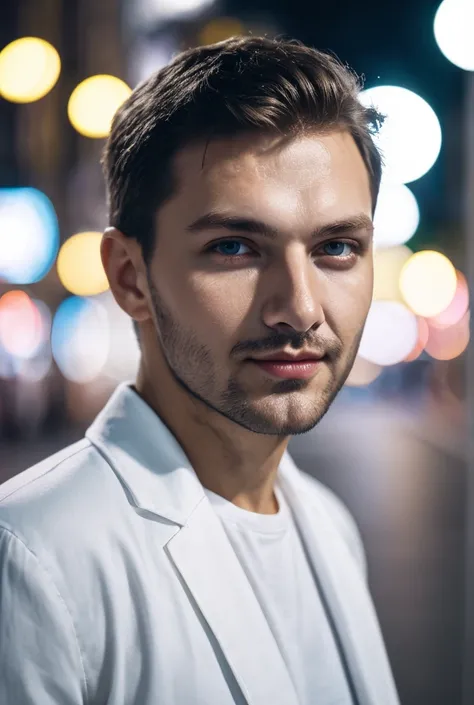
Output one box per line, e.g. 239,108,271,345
0,291,46,359
57,231,109,296
400,250,457,317
373,183,420,249
68,75,132,138
16,344,53,382
427,270,469,328
0,187,59,284
434,0,474,71
425,309,470,360
345,356,383,386
373,245,413,302
0,349,19,380
129,37,177,86
51,297,110,383
0,37,61,103
358,300,419,366
96,291,141,382
198,18,245,45
97,289,140,382
0,342,15,379
359,85,442,184
404,317,430,361
133,0,216,24
16,298,53,381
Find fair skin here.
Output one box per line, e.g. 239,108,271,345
101,129,374,515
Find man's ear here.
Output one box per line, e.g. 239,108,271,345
100,227,151,324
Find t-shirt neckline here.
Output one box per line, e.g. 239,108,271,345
203,480,291,534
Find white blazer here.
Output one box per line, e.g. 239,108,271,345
0,383,399,705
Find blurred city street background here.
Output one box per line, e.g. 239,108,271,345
1,1,473,704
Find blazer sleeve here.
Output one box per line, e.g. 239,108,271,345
0,526,87,704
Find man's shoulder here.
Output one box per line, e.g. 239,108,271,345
0,438,92,503
0,438,119,549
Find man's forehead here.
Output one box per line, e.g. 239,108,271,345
174,131,335,178
170,131,371,218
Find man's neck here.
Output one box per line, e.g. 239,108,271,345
134,364,289,515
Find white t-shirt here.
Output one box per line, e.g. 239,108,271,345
203,480,354,705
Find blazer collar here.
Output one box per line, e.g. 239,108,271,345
85,382,303,525
85,382,205,525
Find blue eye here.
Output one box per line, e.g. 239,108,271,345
208,238,357,262
323,241,352,257
212,240,252,257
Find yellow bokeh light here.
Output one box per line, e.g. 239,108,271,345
399,250,457,317
198,17,245,45
57,232,109,296
373,245,412,302
67,75,132,138
0,37,61,103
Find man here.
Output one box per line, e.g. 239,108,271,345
0,36,399,705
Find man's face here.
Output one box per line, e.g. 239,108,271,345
145,130,374,436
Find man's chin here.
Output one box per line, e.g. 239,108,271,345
228,402,332,437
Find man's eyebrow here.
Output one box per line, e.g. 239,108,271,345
185,211,374,240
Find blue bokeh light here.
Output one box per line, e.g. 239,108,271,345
51,295,110,383
51,296,89,360
0,187,59,284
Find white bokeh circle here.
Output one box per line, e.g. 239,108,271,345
374,183,420,249
434,0,474,71
360,85,442,185
358,300,419,366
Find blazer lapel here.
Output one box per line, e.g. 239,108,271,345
166,496,300,705
86,383,299,705
278,454,400,705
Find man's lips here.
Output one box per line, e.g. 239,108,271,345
248,352,326,363
248,358,325,379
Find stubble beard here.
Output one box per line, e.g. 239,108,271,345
147,276,363,436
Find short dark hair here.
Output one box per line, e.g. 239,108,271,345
103,35,384,265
